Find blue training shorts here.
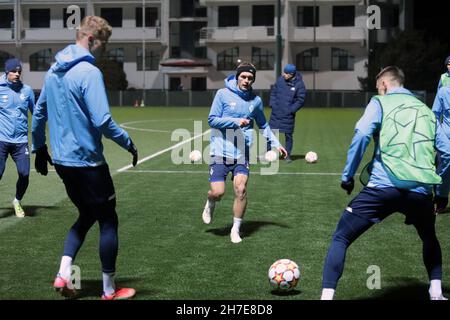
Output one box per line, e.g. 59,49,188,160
346,186,434,225
54,163,116,207
0,141,30,177
209,156,250,182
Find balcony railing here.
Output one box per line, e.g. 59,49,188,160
200,26,275,43
290,27,366,42
0,29,13,42
17,27,161,42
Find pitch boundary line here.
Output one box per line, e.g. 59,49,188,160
116,129,211,173
120,170,355,176
0,129,210,229
30,169,353,177
120,119,202,134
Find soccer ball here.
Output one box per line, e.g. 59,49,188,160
305,151,318,163
189,150,202,163
265,150,278,162
268,259,300,292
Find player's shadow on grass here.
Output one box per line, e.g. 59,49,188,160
205,220,289,238
356,278,450,300
0,205,56,218
290,155,305,161
73,278,157,299
270,289,302,297
437,207,450,215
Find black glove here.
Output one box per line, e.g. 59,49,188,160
35,145,53,176
341,178,355,195
434,196,448,214
128,140,138,167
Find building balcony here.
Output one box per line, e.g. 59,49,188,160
17,27,162,43
287,0,362,2
290,26,366,43
201,0,361,3
371,28,400,43
199,26,275,44
0,29,14,43
200,0,270,3
109,28,162,43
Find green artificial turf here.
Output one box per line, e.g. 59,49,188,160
0,107,448,300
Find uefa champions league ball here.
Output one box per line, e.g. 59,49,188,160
265,150,278,162
268,259,300,292
305,151,318,164
189,150,202,163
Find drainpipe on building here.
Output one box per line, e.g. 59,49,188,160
141,0,146,107
313,0,317,92
275,0,282,78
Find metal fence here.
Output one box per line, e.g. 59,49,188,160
106,89,435,108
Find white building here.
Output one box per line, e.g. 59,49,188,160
0,0,411,91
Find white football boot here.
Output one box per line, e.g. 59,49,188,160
202,199,215,224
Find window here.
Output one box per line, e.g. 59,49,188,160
0,51,14,68
217,47,239,71
252,47,274,70
169,77,181,91
137,48,160,71
30,49,52,71
30,9,50,28
191,77,206,91
170,21,206,59
136,7,158,27
332,6,355,27
101,8,122,27
63,8,85,28
297,6,319,27
0,9,13,29
181,0,194,17
296,48,319,71
380,4,399,28
252,5,274,26
331,48,354,71
107,48,124,67
218,6,239,27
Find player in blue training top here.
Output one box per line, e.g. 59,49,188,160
201,62,288,244
32,16,138,300
437,56,450,90
0,58,34,218
320,66,450,300
432,82,450,213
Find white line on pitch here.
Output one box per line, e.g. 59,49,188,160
120,170,355,176
116,129,211,173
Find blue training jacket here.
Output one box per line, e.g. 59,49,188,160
342,87,450,195
432,85,450,197
32,44,131,167
208,75,281,160
269,71,306,133
0,74,34,144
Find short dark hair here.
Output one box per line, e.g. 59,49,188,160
376,66,405,85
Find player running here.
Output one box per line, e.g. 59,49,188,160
0,58,34,218
201,62,287,244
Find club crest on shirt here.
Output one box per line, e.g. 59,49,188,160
290,87,295,91
230,102,236,109
1,95,8,103
20,93,26,101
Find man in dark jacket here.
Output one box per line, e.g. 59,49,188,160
268,64,306,163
